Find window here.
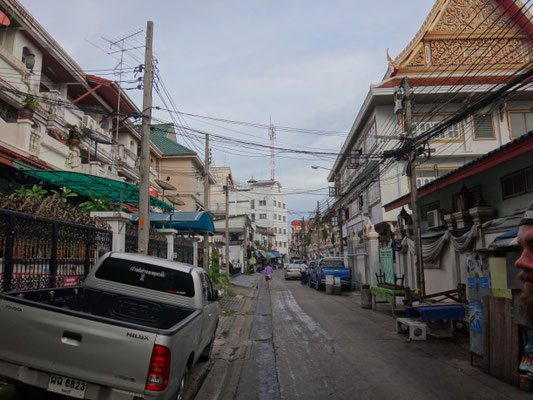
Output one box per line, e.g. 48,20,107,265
283,216,286,222
274,200,277,207
472,114,495,139
284,229,287,234
368,180,380,204
509,111,533,139
259,200,266,206
95,257,194,297
284,242,287,247
501,167,533,198
365,122,377,152
251,213,255,221
274,227,277,233
351,199,358,216
283,203,286,209
415,167,457,188
414,115,461,141
259,214,267,219
273,213,277,220
251,200,255,209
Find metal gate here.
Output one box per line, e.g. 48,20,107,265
379,243,394,284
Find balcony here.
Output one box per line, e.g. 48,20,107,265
80,161,122,181
116,159,139,182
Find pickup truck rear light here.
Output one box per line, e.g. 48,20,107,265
349,268,352,278
320,270,324,279
146,345,171,391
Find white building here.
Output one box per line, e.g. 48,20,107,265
230,178,289,259
0,0,164,196
327,0,533,286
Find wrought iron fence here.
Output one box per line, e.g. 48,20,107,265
125,234,168,259
0,209,112,292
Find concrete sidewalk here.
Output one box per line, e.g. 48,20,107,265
230,273,260,288
193,277,260,400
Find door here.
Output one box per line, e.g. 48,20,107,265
199,272,218,350
379,243,394,284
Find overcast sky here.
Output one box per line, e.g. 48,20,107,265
23,0,433,221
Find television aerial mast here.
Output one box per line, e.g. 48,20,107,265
269,118,276,181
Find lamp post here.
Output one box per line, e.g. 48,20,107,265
311,165,332,171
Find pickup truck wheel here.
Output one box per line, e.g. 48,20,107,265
175,370,187,400
199,332,215,362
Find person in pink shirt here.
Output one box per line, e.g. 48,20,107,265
264,264,273,290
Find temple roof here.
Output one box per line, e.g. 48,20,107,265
383,0,533,82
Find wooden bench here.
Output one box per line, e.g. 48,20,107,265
370,286,413,317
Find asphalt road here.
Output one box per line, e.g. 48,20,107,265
256,269,530,400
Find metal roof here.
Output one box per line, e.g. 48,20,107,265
23,170,174,210
384,130,533,211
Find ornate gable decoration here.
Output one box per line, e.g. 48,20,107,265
434,0,519,33
394,0,532,74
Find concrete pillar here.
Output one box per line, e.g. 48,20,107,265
350,233,360,289
17,119,32,151
364,221,380,286
157,229,177,261
90,211,132,252
191,238,199,267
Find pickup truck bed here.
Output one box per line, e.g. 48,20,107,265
0,251,219,400
3,286,195,331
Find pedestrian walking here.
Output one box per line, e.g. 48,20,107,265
265,263,273,290
300,261,308,285
517,202,533,324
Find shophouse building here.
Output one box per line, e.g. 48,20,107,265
327,0,533,286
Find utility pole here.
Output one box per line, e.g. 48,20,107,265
401,77,425,296
301,217,306,260
337,207,344,257
138,21,153,254
315,201,320,260
225,175,230,279
203,134,210,269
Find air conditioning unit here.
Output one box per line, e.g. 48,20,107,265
82,115,97,130
427,209,442,228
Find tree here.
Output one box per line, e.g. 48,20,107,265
51,187,78,203
205,250,230,289
15,185,47,200
79,191,113,212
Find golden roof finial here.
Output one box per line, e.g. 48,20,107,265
386,48,395,68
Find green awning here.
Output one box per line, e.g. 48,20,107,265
22,170,174,210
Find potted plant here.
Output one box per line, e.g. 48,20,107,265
64,123,84,148
18,95,38,120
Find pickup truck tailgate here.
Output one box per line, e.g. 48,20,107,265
0,299,156,393
323,268,351,281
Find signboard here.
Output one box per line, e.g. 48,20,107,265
469,300,483,333
63,276,78,287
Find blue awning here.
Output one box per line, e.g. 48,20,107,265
489,227,519,248
132,211,215,233
270,251,281,258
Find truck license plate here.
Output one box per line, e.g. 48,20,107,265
47,374,87,398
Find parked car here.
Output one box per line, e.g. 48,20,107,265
0,252,220,400
284,263,302,280
307,261,317,287
309,257,351,291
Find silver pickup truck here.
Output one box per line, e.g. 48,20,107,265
0,252,220,400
